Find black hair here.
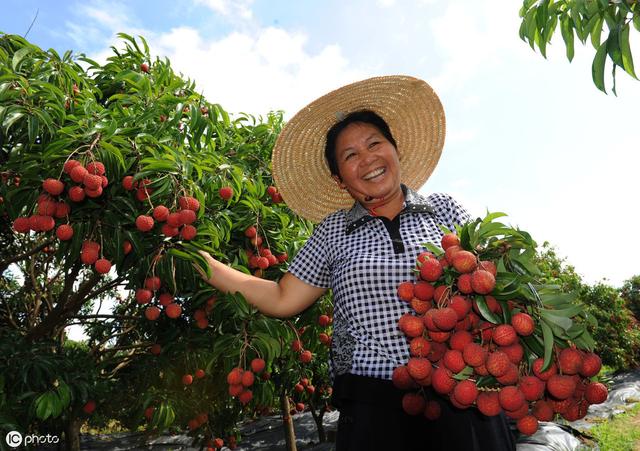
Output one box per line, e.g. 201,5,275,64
324,110,397,178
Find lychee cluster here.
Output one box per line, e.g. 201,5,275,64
130,188,200,241
225,358,267,406
244,225,288,277
137,276,183,320
392,233,608,436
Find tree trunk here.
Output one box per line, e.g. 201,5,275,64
308,399,326,443
64,416,82,451
280,394,297,451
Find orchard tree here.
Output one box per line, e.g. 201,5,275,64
519,0,640,94
0,32,334,451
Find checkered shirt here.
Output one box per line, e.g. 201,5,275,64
288,186,471,381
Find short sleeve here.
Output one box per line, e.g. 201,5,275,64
288,219,332,288
427,192,472,232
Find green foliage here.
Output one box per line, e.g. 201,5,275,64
621,274,640,320
519,0,640,94
0,31,330,447
588,402,640,451
534,243,640,371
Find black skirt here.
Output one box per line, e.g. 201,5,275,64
332,374,517,451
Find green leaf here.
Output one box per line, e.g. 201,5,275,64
474,296,501,324
592,41,608,93
590,15,604,48
561,16,575,61
540,310,573,330
540,320,554,371
452,366,474,381
11,46,32,72
619,24,637,79
606,26,624,67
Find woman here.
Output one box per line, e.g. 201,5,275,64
197,76,516,451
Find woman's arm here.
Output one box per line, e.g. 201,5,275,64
196,250,327,318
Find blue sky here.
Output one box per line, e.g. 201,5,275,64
2,0,639,287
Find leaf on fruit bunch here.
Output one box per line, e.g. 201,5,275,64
537,290,578,308
572,328,596,351
481,211,508,225
540,320,555,372
521,334,544,357
475,296,501,324
452,366,474,381
423,242,444,257
540,310,573,330
211,335,241,361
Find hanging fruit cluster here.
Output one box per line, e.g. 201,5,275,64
392,213,607,436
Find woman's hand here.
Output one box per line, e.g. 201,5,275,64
193,250,326,318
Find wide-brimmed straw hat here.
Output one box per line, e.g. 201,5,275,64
271,75,445,223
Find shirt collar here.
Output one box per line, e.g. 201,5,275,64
344,184,434,234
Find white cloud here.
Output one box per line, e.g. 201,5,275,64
151,26,367,117
194,0,254,19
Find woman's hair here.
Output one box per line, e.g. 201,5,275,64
324,110,397,178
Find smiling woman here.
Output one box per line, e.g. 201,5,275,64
197,75,517,450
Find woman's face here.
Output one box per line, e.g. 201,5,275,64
333,121,402,206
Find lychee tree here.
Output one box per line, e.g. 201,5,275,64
0,32,334,450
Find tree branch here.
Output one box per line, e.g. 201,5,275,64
0,238,53,274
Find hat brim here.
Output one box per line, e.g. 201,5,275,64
272,75,445,223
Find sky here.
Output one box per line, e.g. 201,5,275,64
2,0,639,292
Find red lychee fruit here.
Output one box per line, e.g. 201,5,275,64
411,298,431,314
486,351,511,377
228,384,243,397
136,215,154,232
453,380,478,405
145,277,161,291
493,324,518,346
409,337,431,357
241,370,255,387
449,330,473,352
86,162,105,175
399,313,424,338
153,205,170,222
414,281,435,301
54,201,70,218
441,233,460,250
81,248,99,265
499,386,525,411
496,363,520,385
82,400,96,415
517,415,539,435
532,358,557,381
432,307,458,331
227,368,243,385
471,269,495,294
56,224,74,241
451,250,477,273
448,295,471,320
63,160,82,174
478,260,497,276
462,342,487,367
219,186,233,200
428,330,451,343
179,209,197,225
428,341,447,363
580,352,602,378
68,186,85,202
12,217,30,233
585,382,608,404
500,342,524,365
443,350,466,373
392,365,415,390
291,339,303,352
38,199,57,216
165,303,182,319
511,312,535,336
519,375,545,401
179,195,201,212
182,374,193,385
83,173,102,190
122,175,135,190
244,226,257,238
136,289,153,304
546,374,577,400
162,224,180,237
423,400,442,420
95,259,112,274
299,350,313,363
558,347,583,375
477,391,502,416
43,178,64,196
250,358,266,374
70,165,88,183
180,224,197,240
397,281,414,301
407,358,432,380
431,367,456,395
419,258,443,282
158,293,173,306
318,314,330,327
531,400,554,421
433,285,450,304
402,392,426,415
84,186,103,198
145,306,161,321
456,273,473,294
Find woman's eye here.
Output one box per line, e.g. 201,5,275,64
345,152,355,160
369,141,379,148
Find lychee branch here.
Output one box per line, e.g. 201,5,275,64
0,238,54,273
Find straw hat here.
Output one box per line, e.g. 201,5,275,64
271,75,445,223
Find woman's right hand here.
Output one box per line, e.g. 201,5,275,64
193,250,327,318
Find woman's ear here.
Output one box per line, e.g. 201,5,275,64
332,174,346,190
